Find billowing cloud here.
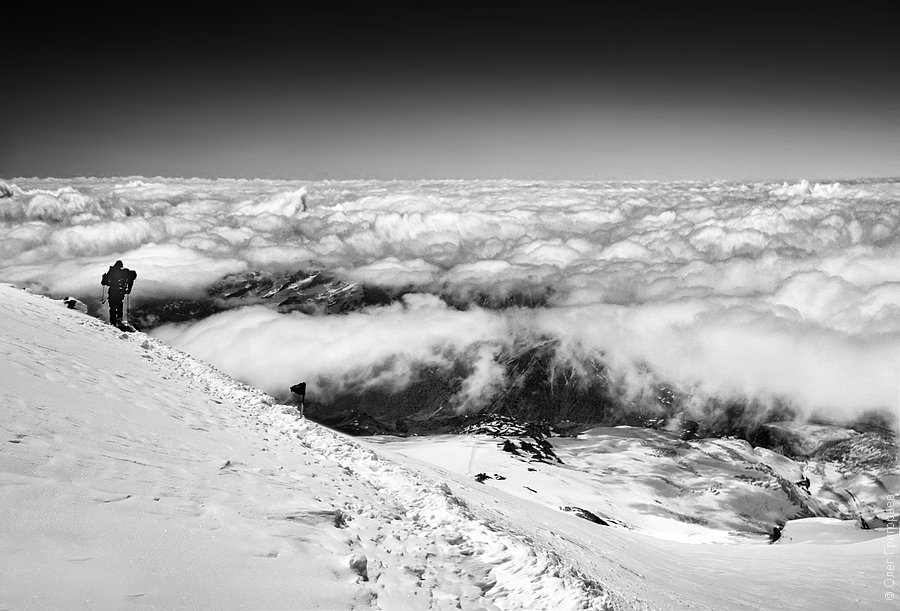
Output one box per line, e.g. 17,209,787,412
2,176,899,420
531,300,900,416
338,257,442,288
152,294,511,400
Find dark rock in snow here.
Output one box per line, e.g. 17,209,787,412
61,296,88,313
348,554,368,581
456,414,563,463
560,506,610,526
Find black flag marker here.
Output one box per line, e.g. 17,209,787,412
290,382,307,417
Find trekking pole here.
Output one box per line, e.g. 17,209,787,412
100,285,106,304
125,294,130,325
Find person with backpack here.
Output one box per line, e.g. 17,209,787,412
101,260,137,328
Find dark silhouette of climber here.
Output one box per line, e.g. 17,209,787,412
101,260,137,328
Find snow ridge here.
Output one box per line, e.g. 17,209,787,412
134,327,621,609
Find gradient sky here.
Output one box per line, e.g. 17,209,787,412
2,8,898,180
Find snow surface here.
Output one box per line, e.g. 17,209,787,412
1,284,894,609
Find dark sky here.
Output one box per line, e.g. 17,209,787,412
3,8,898,180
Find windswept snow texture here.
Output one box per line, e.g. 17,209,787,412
0,285,610,609
0,285,894,610
2,177,900,420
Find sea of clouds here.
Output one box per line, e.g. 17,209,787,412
2,176,898,422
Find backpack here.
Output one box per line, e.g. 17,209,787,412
123,269,137,294
102,267,137,295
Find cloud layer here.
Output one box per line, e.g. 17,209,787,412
2,176,899,420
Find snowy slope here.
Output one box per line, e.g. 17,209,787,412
1,284,894,610
0,284,612,609
375,423,897,542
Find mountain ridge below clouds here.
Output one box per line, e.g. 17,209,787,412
126,268,899,466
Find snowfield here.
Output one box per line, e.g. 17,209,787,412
0,284,894,609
